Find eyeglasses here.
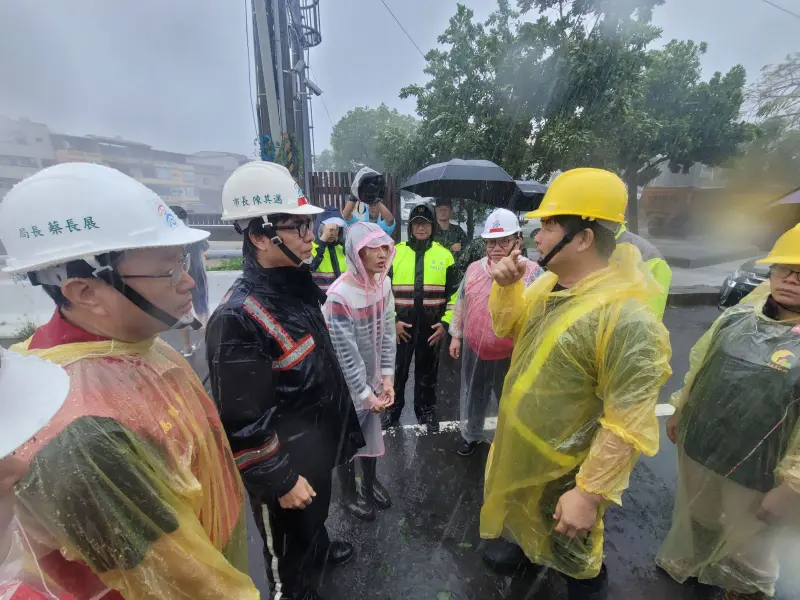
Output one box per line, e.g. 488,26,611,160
121,254,191,287
771,265,800,280
274,219,313,238
485,237,518,249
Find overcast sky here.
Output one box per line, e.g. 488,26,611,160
0,0,796,158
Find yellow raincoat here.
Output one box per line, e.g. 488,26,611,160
481,244,672,579
0,335,258,600
657,284,800,596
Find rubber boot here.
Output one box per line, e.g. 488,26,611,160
336,461,375,521
566,564,608,600
482,538,532,575
361,457,392,510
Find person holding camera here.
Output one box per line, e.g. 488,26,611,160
310,205,348,293
342,167,396,236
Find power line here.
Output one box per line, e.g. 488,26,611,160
760,0,800,21
376,0,426,58
243,0,259,139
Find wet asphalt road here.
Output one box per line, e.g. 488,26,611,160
170,306,800,600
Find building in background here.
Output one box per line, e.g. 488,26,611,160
0,115,249,216
0,117,56,198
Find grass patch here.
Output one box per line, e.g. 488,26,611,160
208,258,243,271
14,320,37,340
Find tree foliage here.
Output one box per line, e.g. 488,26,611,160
391,0,752,232
327,104,418,172
748,53,800,129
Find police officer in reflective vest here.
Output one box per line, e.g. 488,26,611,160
382,203,459,432
310,205,348,293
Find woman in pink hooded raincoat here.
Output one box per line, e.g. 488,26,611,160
324,221,396,522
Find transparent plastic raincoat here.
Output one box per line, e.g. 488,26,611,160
324,222,396,457
450,256,542,443
0,333,257,600
657,285,800,596
480,244,672,579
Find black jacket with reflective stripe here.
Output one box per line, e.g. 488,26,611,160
206,260,365,501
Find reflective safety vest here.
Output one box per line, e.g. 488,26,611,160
311,242,348,292
391,241,458,324
616,226,672,319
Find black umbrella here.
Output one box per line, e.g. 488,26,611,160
400,159,519,206
510,179,548,212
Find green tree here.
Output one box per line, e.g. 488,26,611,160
314,148,335,172
392,0,752,233
748,53,800,129
329,104,418,172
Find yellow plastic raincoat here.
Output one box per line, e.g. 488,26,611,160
657,284,800,596
481,244,672,579
0,335,258,600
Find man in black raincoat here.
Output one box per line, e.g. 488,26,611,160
206,161,365,600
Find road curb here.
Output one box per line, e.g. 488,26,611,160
667,286,719,307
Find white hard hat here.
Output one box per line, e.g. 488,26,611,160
0,163,209,275
481,208,521,239
0,349,69,458
221,161,322,223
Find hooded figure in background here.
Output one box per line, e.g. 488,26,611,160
657,225,800,600
324,222,397,522
342,167,396,236
383,203,459,432
449,209,543,457
310,205,348,293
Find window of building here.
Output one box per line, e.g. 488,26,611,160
182,170,195,183
0,155,38,168
142,165,157,179
155,167,176,180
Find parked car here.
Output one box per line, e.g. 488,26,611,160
718,255,769,308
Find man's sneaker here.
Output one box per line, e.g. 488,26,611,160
457,439,479,456
420,413,439,433
320,540,354,567
181,345,196,358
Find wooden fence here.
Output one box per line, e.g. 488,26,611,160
310,171,401,239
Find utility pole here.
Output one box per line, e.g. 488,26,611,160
252,0,322,193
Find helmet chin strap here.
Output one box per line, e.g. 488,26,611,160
260,221,311,268
29,257,201,331
92,264,202,331
537,219,591,269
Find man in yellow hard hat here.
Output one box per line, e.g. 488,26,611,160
657,224,800,600
481,168,672,600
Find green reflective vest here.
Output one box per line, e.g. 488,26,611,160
616,225,672,319
391,241,458,324
311,242,348,292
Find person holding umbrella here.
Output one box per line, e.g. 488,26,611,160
449,209,543,456
433,198,469,258
481,168,671,600
383,203,459,432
